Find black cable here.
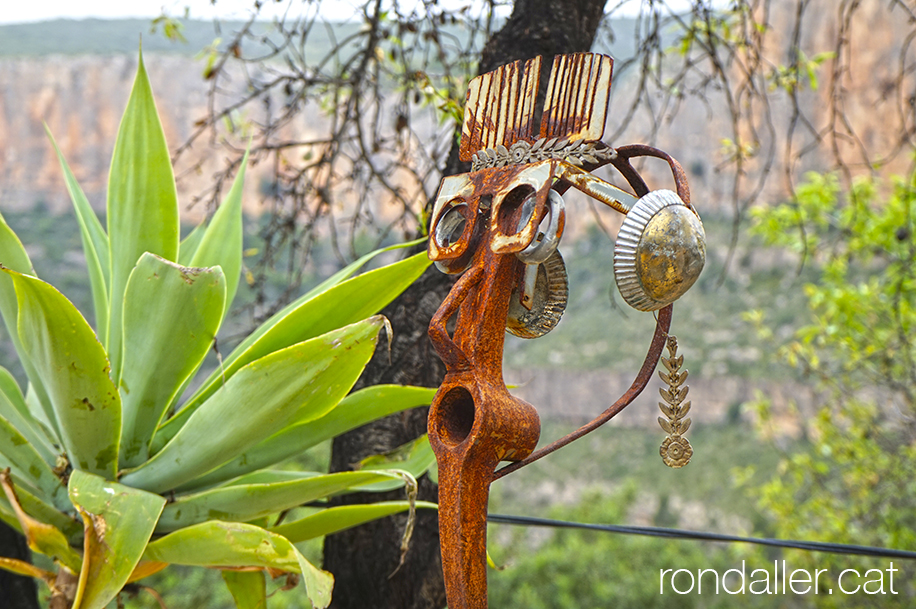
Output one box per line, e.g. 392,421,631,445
487,513,916,561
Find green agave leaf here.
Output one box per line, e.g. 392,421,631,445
0,414,66,508
0,212,57,439
222,470,321,486
293,237,425,306
119,254,226,468
0,496,20,531
0,555,57,583
23,384,60,449
153,248,429,449
156,470,402,533
0,367,56,463
1,471,80,573
188,148,249,313
270,501,438,544
44,125,111,343
121,317,386,493
222,570,267,609
355,435,436,492
5,270,121,479
152,240,418,456
176,385,435,491
68,470,166,609
0,368,32,428
143,521,333,609
6,270,120,479
106,49,179,379
0,481,81,541
177,220,206,266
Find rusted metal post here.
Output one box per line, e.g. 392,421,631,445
426,52,707,609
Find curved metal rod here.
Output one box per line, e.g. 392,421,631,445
492,303,672,481
493,143,692,482
612,144,693,208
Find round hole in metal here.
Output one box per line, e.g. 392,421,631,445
496,184,536,235
436,386,476,447
434,203,469,248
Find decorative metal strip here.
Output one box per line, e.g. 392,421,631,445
470,137,617,171
657,336,693,468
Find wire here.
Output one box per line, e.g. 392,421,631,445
487,513,916,561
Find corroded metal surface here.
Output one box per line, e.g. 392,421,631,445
460,57,543,163
540,52,613,142
427,52,707,609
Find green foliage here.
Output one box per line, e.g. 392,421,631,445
769,51,835,93
749,170,916,394
742,168,916,606
151,11,190,44
488,483,768,609
0,49,433,609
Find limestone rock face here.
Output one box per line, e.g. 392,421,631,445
0,54,211,215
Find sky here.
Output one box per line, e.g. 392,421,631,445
0,0,702,25
0,0,376,24
0,0,508,25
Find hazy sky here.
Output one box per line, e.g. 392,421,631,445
0,0,371,24
0,0,702,25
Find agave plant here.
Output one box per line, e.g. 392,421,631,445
0,50,438,609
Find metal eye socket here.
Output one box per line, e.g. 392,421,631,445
434,204,469,249
516,189,565,265
433,203,474,274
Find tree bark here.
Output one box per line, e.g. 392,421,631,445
0,522,40,609
322,2,608,608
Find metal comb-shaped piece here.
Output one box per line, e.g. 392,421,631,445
459,57,542,162
540,52,613,142
459,53,614,163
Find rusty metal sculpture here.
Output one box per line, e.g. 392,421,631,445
426,52,706,609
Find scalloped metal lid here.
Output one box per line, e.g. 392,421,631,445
614,190,706,312
506,249,568,339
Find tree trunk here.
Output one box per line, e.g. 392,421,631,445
0,522,39,609
322,2,608,608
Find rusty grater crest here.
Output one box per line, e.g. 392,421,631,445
459,53,616,171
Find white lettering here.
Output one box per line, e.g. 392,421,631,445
697,569,718,594
814,568,828,593
839,569,860,594
671,569,695,594
722,561,746,594
660,569,673,594
863,569,884,595
789,569,811,595
749,568,771,595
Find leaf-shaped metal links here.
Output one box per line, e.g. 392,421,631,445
658,335,694,468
